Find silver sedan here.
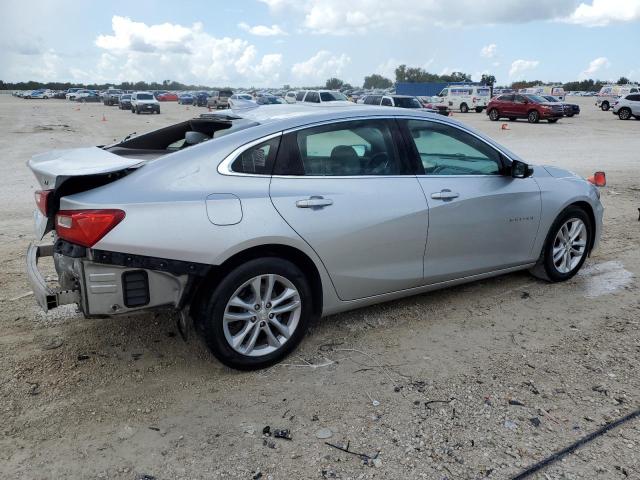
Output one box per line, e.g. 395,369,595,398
27,104,604,369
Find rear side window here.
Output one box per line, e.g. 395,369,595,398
231,137,281,174
296,91,306,101
497,94,514,101
381,97,393,106
405,120,502,176
276,120,403,176
627,94,640,101
304,91,320,103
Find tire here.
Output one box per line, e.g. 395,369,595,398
509,117,516,121
156,109,160,114
199,258,315,370
131,107,135,114
460,103,469,113
527,110,540,123
567,114,574,117
475,107,483,113
488,108,500,121
548,119,558,123
529,206,592,282
136,107,140,114
618,108,631,120
601,101,609,111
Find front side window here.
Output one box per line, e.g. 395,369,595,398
405,120,502,176
231,137,280,174
498,94,514,102
381,97,393,106
304,92,320,103
320,91,347,101
514,94,527,103
393,97,422,108
296,91,306,101
280,120,402,176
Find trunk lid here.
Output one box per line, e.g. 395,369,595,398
28,147,145,238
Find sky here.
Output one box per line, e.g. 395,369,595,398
1,0,639,87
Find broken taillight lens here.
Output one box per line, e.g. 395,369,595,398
55,210,125,247
587,171,606,187
34,189,52,215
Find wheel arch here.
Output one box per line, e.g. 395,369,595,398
568,201,597,254
189,243,324,322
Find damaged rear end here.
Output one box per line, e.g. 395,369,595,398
26,114,251,315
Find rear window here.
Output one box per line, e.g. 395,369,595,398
220,90,233,98
393,97,422,108
296,91,306,101
121,94,131,100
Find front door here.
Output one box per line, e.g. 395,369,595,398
401,119,541,283
270,119,429,301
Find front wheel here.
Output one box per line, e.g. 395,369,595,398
200,258,315,370
601,101,610,111
548,118,558,123
475,107,483,113
488,108,500,121
618,108,631,120
460,103,469,113
527,110,540,123
530,206,592,282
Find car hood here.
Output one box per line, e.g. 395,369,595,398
542,165,582,179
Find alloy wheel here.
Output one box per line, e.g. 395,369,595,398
552,218,587,274
619,109,631,120
223,274,301,357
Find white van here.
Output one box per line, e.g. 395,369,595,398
596,84,640,111
437,85,491,113
520,85,565,101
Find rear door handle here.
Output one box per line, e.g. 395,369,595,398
296,196,333,208
431,190,459,200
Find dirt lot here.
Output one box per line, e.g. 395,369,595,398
0,95,639,480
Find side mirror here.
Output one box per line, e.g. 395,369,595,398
511,160,533,178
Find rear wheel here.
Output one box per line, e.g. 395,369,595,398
601,101,610,111
460,103,469,113
509,117,516,121
475,107,483,113
488,108,500,121
527,110,540,123
548,118,558,123
200,258,315,370
530,206,591,282
618,108,631,120
567,114,574,117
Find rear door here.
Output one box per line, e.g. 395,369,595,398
401,119,541,283
269,118,428,301
513,94,529,117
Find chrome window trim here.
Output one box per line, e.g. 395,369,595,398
217,132,283,177
218,114,515,178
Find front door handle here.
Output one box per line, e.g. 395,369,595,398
296,196,333,208
431,190,459,200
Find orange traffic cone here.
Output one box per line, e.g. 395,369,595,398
101,114,107,122
501,123,510,130
448,111,453,116
208,105,212,112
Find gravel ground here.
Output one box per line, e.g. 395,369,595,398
0,95,638,480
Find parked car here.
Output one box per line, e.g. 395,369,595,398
208,90,233,109
119,94,133,110
596,84,640,111
131,91,160,114
78,92,101,103
418,96,449,116
612,94,640,120
23,90,48,99
102,89,123,106
486,93,564,123
192,91,210,107
231,93,254,102
157,92,179,102
53,90,68,99
73,90,97,101
26,104,603,369
541,96,580,117
178,93,195,105
297,90,351,104
437,85,491,113
362,94,423,109
256,95,286,105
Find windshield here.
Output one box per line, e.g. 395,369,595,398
525,94,548,103
543,96,559,102
394,97,422,108
137,94,154,100
121,95,131,100
320,91,347,101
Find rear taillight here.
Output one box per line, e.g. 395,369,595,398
55,210,125,247
587,171,606,187
35,189,52,215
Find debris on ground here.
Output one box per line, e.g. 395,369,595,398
315,428,333,439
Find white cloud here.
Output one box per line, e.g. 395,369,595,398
564,0,640,26
291,50,351,83
238,22,287,36
261,0,580,34
480,44,497,58
91,16,283,85
579,56,610,79
509,59,540,78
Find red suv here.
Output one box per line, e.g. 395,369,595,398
486,93,564,123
